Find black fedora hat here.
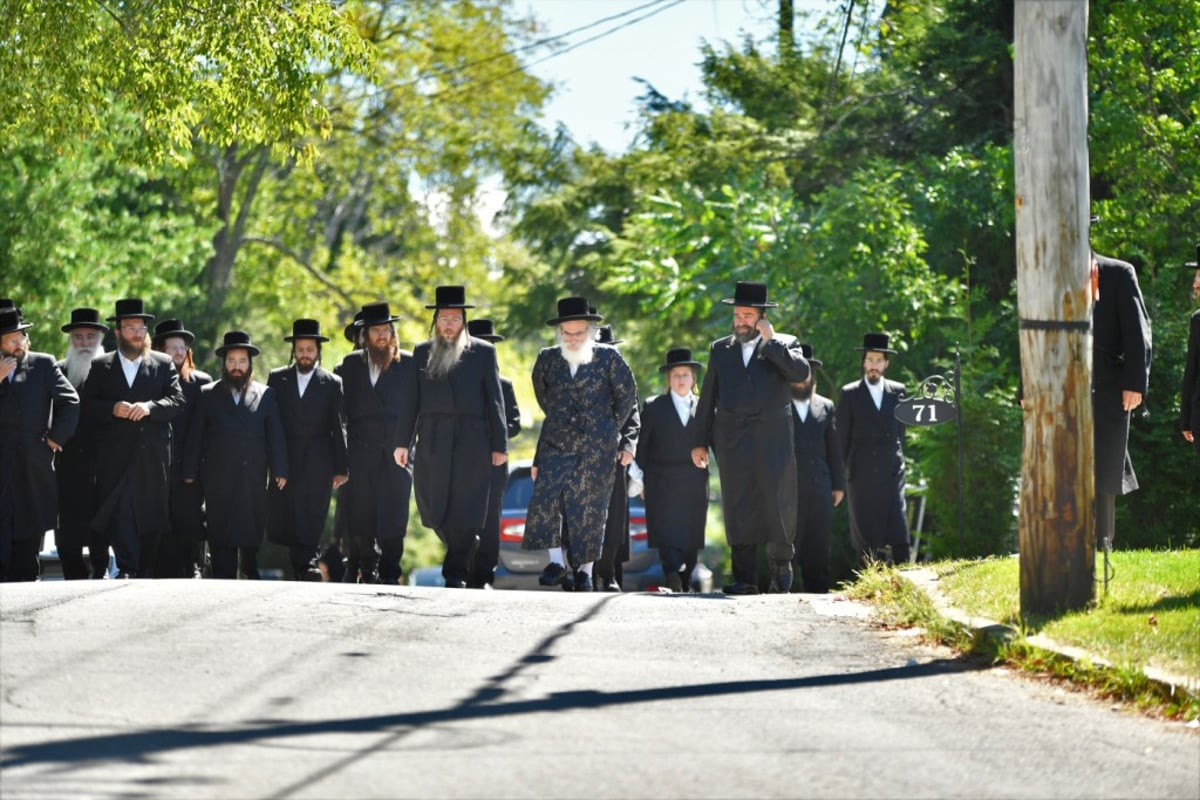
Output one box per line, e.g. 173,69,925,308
467,319,504,342
855,332,897,355
546,296,602,326
152,319,195,346
0,298,18,315
659,347,703,373
796,342,823,367
0,306,33,335
61,307,110,333
356,301,402,328
107,297,155,323
343,310,364,344
425,285,474,310
1186,244,1198,269
215,330,261,358
721,281,777,308
285,318,330,343
596,324,623,345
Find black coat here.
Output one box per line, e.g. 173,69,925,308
54,357,100,549
183,380,288,548
792,394,845,496
836,377,907,554
638,393,707,552
1181,309,1200,439
267,366,347,551
81,350,185,537
396,338,507,532
0,352,79,539
1092,254,1152,495
500,377,521,440
167,370,213,542
335,351,414,540
693,335,809,548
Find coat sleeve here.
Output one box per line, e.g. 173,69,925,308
482,346,508,454
330,374,349,475
836,386,853,464
619,403,640,456
393,348,422,449
182,390,208,481
148,360,186,421
760,337,811,384
825,399,847,493
1182,312,1200,432
693,345,719,451
636,398,655,465
610,352,638,437
502,377,521,440
265,389,289,479
46,359,80,445
1111,264,1152,395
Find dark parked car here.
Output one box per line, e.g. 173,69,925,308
488,461,712,591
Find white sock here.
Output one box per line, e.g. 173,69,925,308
577,561,593,577
548,547,564,565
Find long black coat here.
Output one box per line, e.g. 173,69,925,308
82,351,185,537
1181,309,1200,454
266,365,347,551
0,352,79,539
836,377,907,555
793,394,845,497
637,393,707,552
396,338,507,532
693,335,809,551
335,352,413,540
168,370,213,542
54,357,98,551
1092,254,1152,496
183,380,288,548
523,345,638,563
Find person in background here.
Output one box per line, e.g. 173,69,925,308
592,322,639,592
1181,245,1200,462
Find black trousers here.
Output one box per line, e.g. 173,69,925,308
440,527,480,585
470,463,507,588
793,486,833,593
106,489,157,577
730,543,758,586
1096,493,1116,549
287,545,319,580
596,464,630,585
378,537,405,585
658,546,698,590
210,545,260,580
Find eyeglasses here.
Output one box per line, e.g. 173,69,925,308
559,328,591,340
121,326,148,334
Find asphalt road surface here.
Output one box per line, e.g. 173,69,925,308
1,580,1197,799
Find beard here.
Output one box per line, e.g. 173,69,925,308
791,382,814,401
367,338,394,369
65,343,103,388
427,329,468,380
118,335,149,361
223,367,251,393
295,356,317,375
865,371,883,386
557,336,595,371
732,323,757,344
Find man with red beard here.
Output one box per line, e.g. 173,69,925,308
184,331,287,580
267,319,348,579
395,286,507,588
335,302,414,584
55,308,110,579
1,306,79,581
152,318,212,578
836,333,909,565
81,298,184,578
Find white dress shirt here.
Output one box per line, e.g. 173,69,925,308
867,379,884,410
118,351,140,388
671,391,693,426
296,367,314,398
792,397,810,423
740,336,761,367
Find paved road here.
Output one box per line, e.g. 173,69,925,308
1,581,1196,799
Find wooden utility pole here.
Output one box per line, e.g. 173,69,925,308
1014,1,1095,614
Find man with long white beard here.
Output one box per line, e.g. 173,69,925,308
522,297,637,592
184,331,288,580
836,333,909,565
81,298,184,578
55,308,110,579
152,318,212,578
335,302,414,584
395,286,507,588
267,319,348,580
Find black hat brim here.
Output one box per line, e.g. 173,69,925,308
62,322,110,333
1,321,34,335
215,344,261,357
425,303,475,310
545,313,602,326
659,360,703,372
854,346,896,355
356,315,402,327
284,335,330,343
720,298,777,308
152,331,195,346
106,313,155,323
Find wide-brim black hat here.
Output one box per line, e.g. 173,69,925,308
152,319,194,345
61,307,110,333
855,332,896,355
659,347,703,372
0,307,33,335
467,319,504,342
215,330,261,357
285,318,329,342
425,285,475,310
546,296,602,326
796,342,822,367
596,325,623,345
107,297,155,322
356,301,401,328
721,281,777,308
343,311,364,344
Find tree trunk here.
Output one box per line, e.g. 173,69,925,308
1014,1,1094,615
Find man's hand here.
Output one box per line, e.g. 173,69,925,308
832,489,844,507
618,449,634,467
756,317,775,342
1184,430,1194,444
1121,391,1143,412
275,477,287,490
0,356,16,381
690,447,708,469
393,447,409,467
332,474,349,489
127,402,151,421
45,437,62,453
492,451,508,467
531,466,538,481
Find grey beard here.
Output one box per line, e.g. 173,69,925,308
65,345,101,387
427,330,467,380
559,339,595,370
733,327,757,344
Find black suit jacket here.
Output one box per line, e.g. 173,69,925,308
791,393,845,495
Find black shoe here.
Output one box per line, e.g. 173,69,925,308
539,562,570,587
722,581,759,596
603,578,622,592
444,578,468,589
664,572,683,593
571,571,592,592
768,561,794,594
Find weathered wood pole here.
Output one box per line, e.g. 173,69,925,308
1014,0,1095,614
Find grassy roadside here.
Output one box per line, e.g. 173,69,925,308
842,550,1200,723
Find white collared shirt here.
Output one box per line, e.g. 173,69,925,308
867,379,884,410
118,351,140,388
231,390,243,407
296,367,314,398
369,361,381,387
740,336,761,367
671,391,693,426
792,398,810,423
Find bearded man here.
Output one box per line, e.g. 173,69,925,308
335,302,414,584
522,297,638,592
788,344,845,593
1,307,79,581
81,298,184,578
836,333,909,565
152,318,213,578
394,287,507,588
691,281,810,594
267,319,348,579
55,308,109,579
183,331,287,580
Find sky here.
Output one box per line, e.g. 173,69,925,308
516,0,817,153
